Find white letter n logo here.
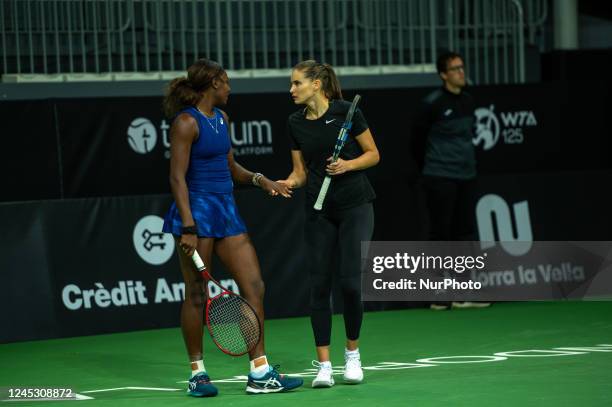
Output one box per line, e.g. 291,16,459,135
476,194,533,256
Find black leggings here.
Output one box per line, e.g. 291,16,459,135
304,203,374,347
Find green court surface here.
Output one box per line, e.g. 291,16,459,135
1,301,611,406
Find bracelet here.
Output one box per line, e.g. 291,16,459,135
181,224,198,235
251,172,264,187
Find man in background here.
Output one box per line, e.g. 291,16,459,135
412,51,490,311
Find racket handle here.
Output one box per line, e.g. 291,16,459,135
313,176,332,210
191,250,206,272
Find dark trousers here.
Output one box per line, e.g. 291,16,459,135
423,176,477,306
304,203,374,347
422,175,477,241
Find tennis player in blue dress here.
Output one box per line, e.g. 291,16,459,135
162,58,302,397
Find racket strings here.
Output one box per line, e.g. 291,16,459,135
207,294,260,355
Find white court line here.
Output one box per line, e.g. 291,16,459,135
1,394,93,402
82,344,612,394
81,387,181,394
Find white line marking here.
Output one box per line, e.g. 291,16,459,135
81,387,180,394
1,394,93,402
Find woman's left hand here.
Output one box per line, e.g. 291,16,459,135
326,157,352,175
260,177,293,198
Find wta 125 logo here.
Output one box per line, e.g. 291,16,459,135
473,105,538,151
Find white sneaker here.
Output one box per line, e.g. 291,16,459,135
430,303,450,310
311,361,334,388
343,352,363,384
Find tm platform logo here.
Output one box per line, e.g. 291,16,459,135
127,117,171,157
473,105,538,151
230,120,274,156
133,215,174,265
127,118,160,154
126,117,272,158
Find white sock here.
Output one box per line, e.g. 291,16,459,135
345,348,360,359
318,361,332,369
190,360,206,377
250,356,270,378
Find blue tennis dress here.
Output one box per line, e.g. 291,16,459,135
162,106,247,238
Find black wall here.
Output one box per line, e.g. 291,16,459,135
1,80,611,342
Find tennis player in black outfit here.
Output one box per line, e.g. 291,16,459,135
277,60,380,388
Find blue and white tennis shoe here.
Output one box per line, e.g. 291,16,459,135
246,365,304,394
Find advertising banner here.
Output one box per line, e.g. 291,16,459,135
55,94,297,198
4,81,609,202
1,190,310,343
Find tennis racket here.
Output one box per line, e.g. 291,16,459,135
191,250,261,356
313,94,361,210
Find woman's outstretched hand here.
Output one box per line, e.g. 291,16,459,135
261,178,293,198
